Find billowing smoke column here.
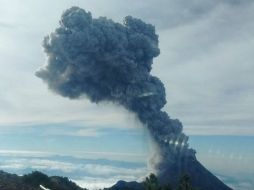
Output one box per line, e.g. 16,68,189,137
37,6,195,179
36,7,234,190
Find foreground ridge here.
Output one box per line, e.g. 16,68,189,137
0,170,86,190
0,170,232,190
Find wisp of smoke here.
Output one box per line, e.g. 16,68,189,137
36,7,195,175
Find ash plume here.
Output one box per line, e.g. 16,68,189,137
36,7,231,190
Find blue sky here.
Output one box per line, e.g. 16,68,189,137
0,129,254,189
0,0,254,189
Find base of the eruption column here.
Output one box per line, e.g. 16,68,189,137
157,155,232,190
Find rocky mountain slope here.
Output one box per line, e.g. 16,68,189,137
0,170,87,190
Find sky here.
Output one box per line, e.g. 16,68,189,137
0,0,253,135
0,0,254,189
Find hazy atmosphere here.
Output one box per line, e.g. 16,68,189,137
0,1,254,190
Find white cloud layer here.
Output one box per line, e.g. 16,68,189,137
0,152,253,189
0,153,147,189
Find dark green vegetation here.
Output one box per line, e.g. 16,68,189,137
0,171,87,190
144,173,196,190
107,173,197,190
0,170,200,190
